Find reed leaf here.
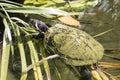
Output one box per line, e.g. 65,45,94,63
39,40,51,80
0,18,11,80
27,38,43,80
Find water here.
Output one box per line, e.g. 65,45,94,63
79,0,120,49
78,0,120,79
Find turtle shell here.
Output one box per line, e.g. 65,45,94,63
44,24,104,66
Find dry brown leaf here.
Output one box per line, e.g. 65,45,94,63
57,15,80,27
91,70,102,80
97,69,109,80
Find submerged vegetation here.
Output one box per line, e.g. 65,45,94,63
0,0,120,80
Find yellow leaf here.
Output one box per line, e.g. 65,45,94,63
57,15,80,27
91,70,102,80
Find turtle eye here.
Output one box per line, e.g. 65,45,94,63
29,19,49,32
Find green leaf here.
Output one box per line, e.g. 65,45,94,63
39,40,51,80
0,18,11,80
14,24,28,80
0,0,23,7
27,37,43,80
4,7,68,17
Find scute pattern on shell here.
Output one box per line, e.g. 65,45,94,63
44,24,104,66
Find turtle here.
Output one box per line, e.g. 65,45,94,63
29,19,107,80
43,24,105,80
44,24,104,66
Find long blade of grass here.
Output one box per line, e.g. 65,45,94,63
27,37,43,80
0,2,19,8
4,7,68,18
0,12,7,18
11,17,44,80
0,18,12,80
93,29,113,38
51,61,62,80
14,25,28,80
39,41,51,80
27,54,59,72
0,0,23,6
11,17,30,27
1,5,28,80
99,62,120,69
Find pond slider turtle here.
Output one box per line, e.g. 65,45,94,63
44,24,104,66
29,19,105,80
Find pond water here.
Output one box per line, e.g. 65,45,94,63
80,0,120,49
78,0,120,79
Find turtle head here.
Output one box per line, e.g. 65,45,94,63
29,19,50,39
29,19,49,32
